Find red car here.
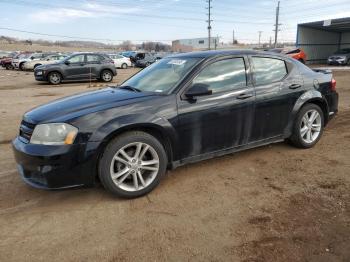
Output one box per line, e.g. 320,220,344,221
269,48,307,64
0,52,20,70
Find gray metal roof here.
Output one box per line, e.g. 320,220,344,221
298,17,350,33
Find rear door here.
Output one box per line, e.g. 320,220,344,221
176,56,255,159
248,56,304,141
64,54,89,79
86,54,103,78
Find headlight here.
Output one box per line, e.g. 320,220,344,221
36,71,43,76
30,123,78,145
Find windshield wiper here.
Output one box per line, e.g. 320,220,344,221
118,85,142,92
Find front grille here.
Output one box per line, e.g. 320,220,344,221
19,120,36,143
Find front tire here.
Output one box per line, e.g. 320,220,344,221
48,72,62,85
98,131,167,198
289,104,324,148
19,62,25,71
5,64,13,70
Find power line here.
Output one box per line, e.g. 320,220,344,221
0,26,175,42
2,0,272,25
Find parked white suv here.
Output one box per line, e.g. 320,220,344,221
23,54,67,70
108,54,132,69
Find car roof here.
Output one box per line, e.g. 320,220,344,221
168,49,286,59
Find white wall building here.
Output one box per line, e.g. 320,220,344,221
172,37,220,51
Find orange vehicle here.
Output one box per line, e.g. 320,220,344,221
269,48,307,64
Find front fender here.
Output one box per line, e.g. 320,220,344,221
88,113,179,161
284,90,329,137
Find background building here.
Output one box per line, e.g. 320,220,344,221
297,17,350,64
172,37,220,52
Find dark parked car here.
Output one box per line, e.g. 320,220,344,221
327,48,350,65
12,50,338,198
131,52,156,67
34,53,117,84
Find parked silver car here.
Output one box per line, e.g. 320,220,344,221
328,48,350,65
12,53,55,70
23,54,67,70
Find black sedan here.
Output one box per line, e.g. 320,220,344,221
12,50,339,198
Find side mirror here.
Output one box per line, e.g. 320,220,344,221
64,60,70,65
185,83,212,99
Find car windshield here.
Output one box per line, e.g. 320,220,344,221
336,49,350,54
120,57,201,93
18,53,32,59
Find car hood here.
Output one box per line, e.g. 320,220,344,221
329,53,349,58
35,62,61,70
24,88,156,123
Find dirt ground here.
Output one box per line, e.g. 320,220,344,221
0,67,349,262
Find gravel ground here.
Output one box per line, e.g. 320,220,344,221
0,67,349,262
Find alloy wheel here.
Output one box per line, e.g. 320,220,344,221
102,71,112,81
299,109,322,144
110,142,160,192
49,73,61,84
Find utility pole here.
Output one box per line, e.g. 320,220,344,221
274,1,281,48
214,35,220,50
206,0,213,50
232,29,235,45
269,37,272,48
258,31,263,48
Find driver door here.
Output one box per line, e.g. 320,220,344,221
176,56,255,159
64,54,89,79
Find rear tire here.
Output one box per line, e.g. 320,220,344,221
121,63,128,69
98,131,167,198
48,72,62,85
289,103,324,149
100,69,113,82
5,64,13,70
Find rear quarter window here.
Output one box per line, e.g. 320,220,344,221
252,57,288,85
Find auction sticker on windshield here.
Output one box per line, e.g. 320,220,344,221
167,59,186,65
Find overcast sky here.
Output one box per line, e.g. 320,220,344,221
0,0,349,44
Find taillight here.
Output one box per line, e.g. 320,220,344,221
331,78,336,91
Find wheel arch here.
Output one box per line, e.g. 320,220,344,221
100,68,114,77
95,123,175,171
284,90,329,137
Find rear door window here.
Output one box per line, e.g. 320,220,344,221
251,57,287,85
87,55,102,63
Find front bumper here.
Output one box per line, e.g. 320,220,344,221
12,137,98,189
34,71,47,81
328,59,347,65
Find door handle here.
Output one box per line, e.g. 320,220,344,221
289,84,301,89
237,93,253,100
